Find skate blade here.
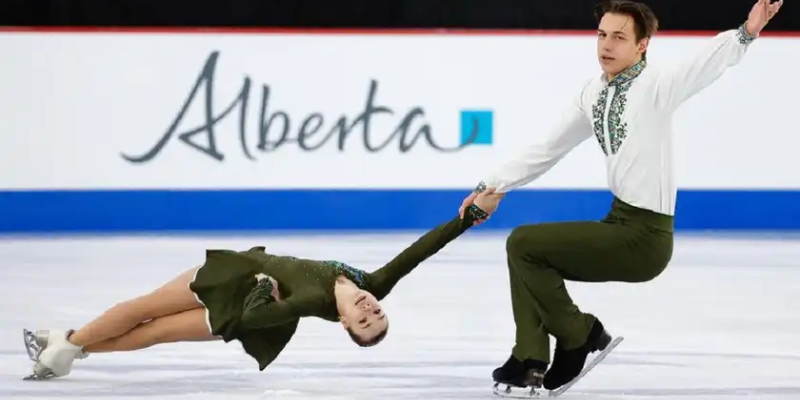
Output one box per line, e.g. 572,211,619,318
22,371,56,381
492,382,541,398
22,329,43,362
22,364,56,381
547,336,624,398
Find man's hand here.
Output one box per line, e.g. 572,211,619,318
473,187,504,222
745,0,783,36
459,183,505,226
458,191,479,220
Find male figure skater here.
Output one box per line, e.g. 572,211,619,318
458,0,783,394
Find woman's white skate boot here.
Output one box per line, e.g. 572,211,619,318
23,330,85,380
23,329,89,362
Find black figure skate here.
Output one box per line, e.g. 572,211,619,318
544,319,625,397
492,356,547,398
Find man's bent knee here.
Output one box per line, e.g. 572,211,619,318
626,263,669,283
506,225,541,257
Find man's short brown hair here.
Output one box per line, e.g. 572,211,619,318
596,1,660,58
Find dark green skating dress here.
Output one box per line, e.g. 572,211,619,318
189,209,483,370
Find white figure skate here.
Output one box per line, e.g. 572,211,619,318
22,329,87,381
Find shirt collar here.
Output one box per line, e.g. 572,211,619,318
602,59,647,86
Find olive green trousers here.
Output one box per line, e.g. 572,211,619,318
507,197,674,363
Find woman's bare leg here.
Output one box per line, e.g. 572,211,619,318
68,267,205,348
83,308,220,353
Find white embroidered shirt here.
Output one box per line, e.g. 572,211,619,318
479,25,757,216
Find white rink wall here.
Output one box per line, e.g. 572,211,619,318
0,29,798,233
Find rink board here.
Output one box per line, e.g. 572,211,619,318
2,30,799,233
1,189,798,232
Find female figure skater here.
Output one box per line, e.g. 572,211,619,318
23,200,492,380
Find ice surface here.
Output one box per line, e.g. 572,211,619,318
1,232,800,399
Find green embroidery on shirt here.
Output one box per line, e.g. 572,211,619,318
608,81,631,154
736,24,756,45
591,60,645,156
591,88,610,156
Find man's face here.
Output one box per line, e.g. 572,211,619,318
597,12,648,77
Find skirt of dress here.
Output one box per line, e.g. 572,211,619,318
189,246,299,370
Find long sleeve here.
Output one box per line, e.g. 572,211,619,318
365,208,483,300
480,85,593,193
240,288,319,329
656,25,756,111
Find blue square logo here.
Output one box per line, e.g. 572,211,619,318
460,110,493,145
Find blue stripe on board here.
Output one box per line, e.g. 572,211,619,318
0,189,798,233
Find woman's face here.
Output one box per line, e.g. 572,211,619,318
334,278,388,342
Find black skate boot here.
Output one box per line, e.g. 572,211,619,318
543,319,612,390
492,355,547,396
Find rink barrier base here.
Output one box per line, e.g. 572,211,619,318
0,189,798,233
